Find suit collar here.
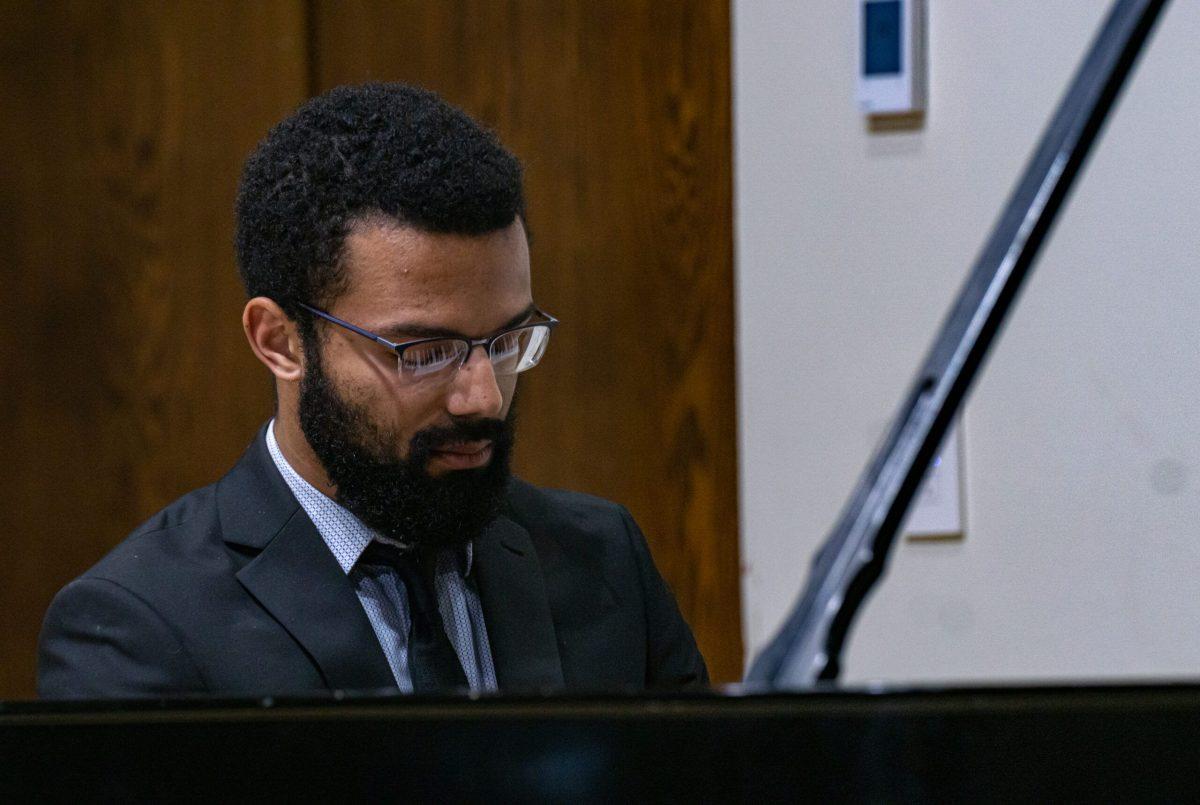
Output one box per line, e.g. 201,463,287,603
217,427,395,691
473,514,565,691
217,424,298,551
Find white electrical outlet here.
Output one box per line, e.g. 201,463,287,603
903,419,965,539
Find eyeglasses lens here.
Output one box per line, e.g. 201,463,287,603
490,326,550,375
397,325,552,381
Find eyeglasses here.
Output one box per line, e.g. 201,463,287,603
295,301,558,383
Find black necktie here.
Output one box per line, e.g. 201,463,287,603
358,541,468,693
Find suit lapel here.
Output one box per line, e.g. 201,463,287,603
473,515,565,691
235,508,396,692
219,427,395,692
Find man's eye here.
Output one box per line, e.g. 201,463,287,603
492,332,521,358
402,341,460,373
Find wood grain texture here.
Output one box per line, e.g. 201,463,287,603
0,1,307,697
312,0,743,681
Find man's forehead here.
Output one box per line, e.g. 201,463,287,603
341,217,529,280
334,217,532,334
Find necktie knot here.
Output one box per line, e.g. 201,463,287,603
359,541,435,617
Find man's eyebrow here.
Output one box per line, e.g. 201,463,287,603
377,304,537,341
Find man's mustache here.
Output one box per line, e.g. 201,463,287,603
408,418,510,461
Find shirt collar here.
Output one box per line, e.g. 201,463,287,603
264,420,473,576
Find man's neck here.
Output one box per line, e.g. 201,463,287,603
272,412,337,498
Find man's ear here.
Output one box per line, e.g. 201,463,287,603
243,297,304,382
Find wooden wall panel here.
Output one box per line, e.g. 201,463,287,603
0,1,307,697
312,0,743,681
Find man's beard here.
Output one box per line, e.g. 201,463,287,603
297,346,515,553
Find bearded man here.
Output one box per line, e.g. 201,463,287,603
37,84,707,698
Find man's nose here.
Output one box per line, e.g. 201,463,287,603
445,345,504,418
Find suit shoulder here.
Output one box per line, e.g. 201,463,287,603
129,481,219,537
82,482,221,585
505,478,631,542
501,482,643,571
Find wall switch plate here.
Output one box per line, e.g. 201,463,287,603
857,0,927,116
903,419,965,540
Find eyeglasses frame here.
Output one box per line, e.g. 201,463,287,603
293,300,559,378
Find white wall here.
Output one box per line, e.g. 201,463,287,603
735,1,1200,683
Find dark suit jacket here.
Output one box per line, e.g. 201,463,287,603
37,428,708,698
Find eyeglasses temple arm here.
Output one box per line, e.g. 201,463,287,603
294,301,402,351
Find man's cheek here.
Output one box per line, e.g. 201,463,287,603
497,380,518,418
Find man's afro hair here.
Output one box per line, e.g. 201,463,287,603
234,83,525,321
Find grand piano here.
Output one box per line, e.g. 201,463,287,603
3,1,1193,800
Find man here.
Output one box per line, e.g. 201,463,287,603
38,84,707,698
